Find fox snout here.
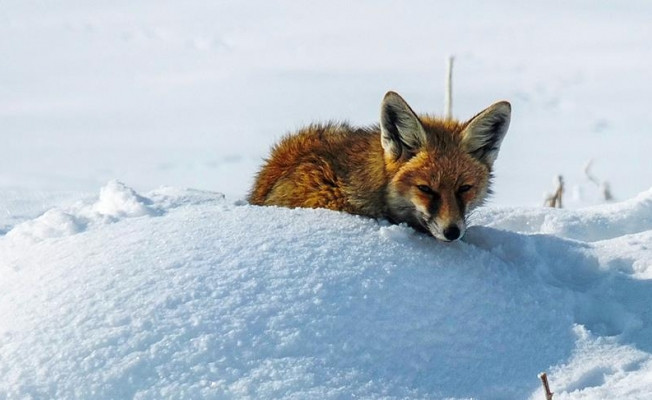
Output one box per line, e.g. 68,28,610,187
427,220,466,242
443,225,462,241
409,184,470,242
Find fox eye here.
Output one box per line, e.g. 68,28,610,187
458,184,473,194
417,185,434,194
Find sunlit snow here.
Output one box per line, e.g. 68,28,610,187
2,1,652,399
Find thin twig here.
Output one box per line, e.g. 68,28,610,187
538,372,554,400
584,159,600,187
444,55,454,119
584,159,614,201
544,175,564,208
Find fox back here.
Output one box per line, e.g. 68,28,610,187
249,91,511,241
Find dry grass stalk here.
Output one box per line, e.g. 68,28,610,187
544,175,564,208
584,159,614,201
444,55,454,120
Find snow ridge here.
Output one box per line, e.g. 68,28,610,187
4,180,223,243
471,188,652,242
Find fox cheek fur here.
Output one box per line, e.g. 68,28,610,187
249,90,511,242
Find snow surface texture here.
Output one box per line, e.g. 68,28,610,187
1,181,651,399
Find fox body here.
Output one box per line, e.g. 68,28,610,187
249,92,511,241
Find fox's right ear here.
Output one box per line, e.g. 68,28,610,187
380,91,427,160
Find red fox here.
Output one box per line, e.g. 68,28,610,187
249,91,511,241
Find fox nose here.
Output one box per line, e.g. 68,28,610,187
443,225,461,241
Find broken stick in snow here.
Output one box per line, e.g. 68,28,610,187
538,372,554,400
544,175,564,208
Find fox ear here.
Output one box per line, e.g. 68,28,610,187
380,91,427,160
461,101,511,167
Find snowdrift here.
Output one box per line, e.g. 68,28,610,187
1,181,651,399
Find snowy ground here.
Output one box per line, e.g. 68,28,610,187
2,1,652,399
1,181,651,399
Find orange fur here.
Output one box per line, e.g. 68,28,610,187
249,92,510,241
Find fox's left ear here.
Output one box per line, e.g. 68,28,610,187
461,101,511,167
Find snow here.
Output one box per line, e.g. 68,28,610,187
2,181,652,399
2,1,652,398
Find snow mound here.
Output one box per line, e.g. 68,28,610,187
0,188,88,235
92,180,161,219
1,182,651,399
5,180,222,243
472,188,652,242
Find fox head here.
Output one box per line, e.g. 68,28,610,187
380,91,511,242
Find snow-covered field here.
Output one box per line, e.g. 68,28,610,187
2,1,652,399
2,182,651,399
